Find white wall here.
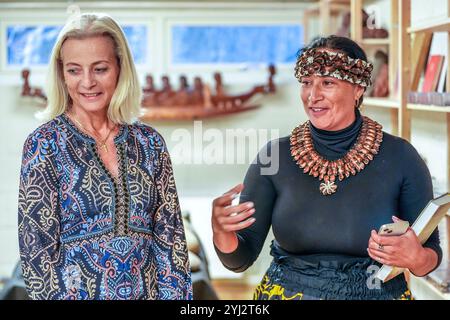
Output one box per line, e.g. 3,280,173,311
0,87,43,276
412,0,449,25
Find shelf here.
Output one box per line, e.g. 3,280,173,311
407,103,450,113
407,18,450,33
362,97,399,109
409,276,450,300
304,7,349,15
360,38,390,46
304,2,350,15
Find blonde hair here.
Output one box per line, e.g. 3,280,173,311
39,13,142,124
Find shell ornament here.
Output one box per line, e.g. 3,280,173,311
319,181,337,196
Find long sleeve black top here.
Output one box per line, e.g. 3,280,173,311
216,111,442,273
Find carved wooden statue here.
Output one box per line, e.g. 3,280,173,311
141,64,276,110
21,69,47,102
21,64,277,120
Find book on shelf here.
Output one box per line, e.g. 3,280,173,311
437,59,447,93
425,32,448,93
422,55,445,92
375,193,450,283
411,32,433,91
407,92,450,106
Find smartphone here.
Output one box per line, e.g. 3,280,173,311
378,220,409,236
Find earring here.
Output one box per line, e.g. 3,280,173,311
355,99,359,109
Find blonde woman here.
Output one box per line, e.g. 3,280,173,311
18,13,192,300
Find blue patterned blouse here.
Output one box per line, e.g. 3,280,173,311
18,114,192,300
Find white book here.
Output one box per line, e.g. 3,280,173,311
375,193,450,283
437,58,447,94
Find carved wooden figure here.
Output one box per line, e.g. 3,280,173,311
20,69,47,102
140,64,276,120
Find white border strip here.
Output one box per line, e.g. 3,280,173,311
0,1,310,10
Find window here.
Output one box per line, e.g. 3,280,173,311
6,24,149,67
7,25,62,66
171,24,303,65
1,3,306,75
122,25,148,65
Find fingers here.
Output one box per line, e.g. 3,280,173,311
215,212,256,233
214,203,255,230
367,248,392,266
213,197,253,221
368,237,392,254
404,227,417,238
213,183,244,207
225,216,256,232
223,201,254,216
212,185,256,234
222,207,255,225
370,230,384,246
213,192,238,208
222,183,244,197
370,230,397,246
368,230,404,266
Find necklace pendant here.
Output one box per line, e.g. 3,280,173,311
99,143,108,153
319,180,337,196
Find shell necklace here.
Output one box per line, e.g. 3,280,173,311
290,116,383,195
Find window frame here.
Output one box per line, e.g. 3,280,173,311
1,18,154,72
166,18,304,71
0,2,307,85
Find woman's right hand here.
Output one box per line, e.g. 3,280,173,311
211,183,256,253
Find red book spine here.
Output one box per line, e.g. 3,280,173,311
422,55,445,92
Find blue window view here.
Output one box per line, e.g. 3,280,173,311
7,24,148,66
122,25,148,64
171,25,303,64
7,26,62,65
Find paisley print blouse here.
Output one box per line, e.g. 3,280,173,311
18,114,192,300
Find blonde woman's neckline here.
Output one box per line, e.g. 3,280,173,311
64,112,119,153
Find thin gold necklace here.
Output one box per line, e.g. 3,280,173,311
71,116,116,153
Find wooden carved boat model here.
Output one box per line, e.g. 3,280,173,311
21,65,276,121
141,65,276,121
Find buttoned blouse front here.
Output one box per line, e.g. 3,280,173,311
18,114,192,300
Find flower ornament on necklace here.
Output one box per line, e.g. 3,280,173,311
319,180,338,195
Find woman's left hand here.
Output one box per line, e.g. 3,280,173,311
367,216,431,274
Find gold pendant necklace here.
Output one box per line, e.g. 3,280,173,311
71,116,116,153
290,116,383,196
98,141,109,153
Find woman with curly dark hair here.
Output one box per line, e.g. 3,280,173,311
211,35,441,300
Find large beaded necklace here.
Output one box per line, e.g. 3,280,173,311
290,116,383,196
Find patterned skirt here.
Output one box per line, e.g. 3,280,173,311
253,243,412,300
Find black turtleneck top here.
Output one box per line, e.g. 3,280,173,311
216,110,442,272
